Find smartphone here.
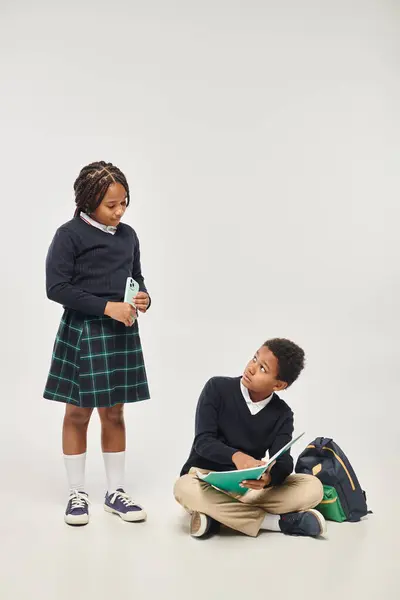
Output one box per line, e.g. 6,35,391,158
124,277,140,323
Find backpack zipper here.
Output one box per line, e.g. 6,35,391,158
320,497,337,505
307,445,356,491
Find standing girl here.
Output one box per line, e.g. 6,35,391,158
44,161,151,526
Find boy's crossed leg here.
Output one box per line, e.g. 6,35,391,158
174,469,324,538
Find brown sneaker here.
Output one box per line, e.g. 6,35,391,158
190,512,220,538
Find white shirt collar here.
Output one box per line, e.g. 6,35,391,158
80,212,117,235
240,381,273,415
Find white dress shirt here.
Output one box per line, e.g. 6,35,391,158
240,381,273,415
80,212,117,235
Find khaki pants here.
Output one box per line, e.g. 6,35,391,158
174,468,323,537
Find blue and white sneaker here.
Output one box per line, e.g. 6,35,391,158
279,509,327,537
104,488,147,522
64,490,90,526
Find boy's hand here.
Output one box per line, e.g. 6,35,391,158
105,302,136,326
232,451,265,471
134,292,150,313
241,461,276,490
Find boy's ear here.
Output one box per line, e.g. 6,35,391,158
273,380,287,392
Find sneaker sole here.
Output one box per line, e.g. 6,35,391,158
306,509,327,537
190,512,208,538
104,504,147,522
64,514,89,526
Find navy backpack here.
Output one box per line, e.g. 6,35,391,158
295,437,371,522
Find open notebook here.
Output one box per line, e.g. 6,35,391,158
196,432,305,495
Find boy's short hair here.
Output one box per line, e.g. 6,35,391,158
263,338,305,387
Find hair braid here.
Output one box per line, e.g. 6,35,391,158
73,161,130,217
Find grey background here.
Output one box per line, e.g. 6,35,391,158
0,1,398,598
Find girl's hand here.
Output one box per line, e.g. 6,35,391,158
134,292,150,313
105,302,136,326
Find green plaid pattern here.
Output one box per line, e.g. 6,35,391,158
44,310,150,408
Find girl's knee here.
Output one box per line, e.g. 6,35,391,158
98,404,124,426
64,405,92,427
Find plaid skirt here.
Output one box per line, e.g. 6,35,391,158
44,310,150,408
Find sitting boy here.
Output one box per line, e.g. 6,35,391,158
174,338,325,539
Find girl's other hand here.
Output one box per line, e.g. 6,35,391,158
135,292,150,313
105,302,136,326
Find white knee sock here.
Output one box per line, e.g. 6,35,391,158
260,513,281,532
64,452,87,494
103,451,125,493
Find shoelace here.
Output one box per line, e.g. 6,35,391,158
109,491,140,508
69,490,90,510
282,513,302,526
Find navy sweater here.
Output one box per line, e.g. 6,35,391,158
46,217,149,316
180,376,294,486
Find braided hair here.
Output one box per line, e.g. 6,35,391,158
73,161,130,217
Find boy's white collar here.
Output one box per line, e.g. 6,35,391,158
240,381,273,415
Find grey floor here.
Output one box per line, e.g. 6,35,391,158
1,457,396,600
